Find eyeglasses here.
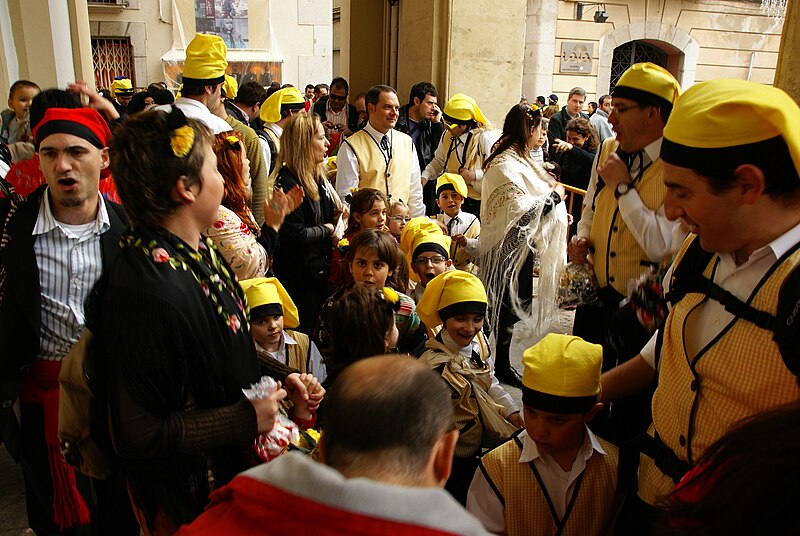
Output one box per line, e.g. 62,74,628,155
611,104,643,115
389,216,412,223
329,94,347,102
414,256,447,266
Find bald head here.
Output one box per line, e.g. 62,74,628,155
322,355,455,483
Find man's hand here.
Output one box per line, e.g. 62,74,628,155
508,411,524,429
596,153,631,189
68,81,120,121
568,235,591,264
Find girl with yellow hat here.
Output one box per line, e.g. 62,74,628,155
417,271,522,504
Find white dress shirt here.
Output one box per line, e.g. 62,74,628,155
158,97,232,134
256,330,327,382
441,209,479,257
422,129,501,193
336,122,424,217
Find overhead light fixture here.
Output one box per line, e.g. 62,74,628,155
576,2,609,23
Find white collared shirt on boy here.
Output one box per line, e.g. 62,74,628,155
437,210,479,257
256,330,327,383
465,426,607,534
440,330,517,418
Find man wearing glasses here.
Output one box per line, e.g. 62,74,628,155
567,63,683,443
314,77,360,154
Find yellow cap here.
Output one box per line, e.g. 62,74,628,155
417,271,487,329
613,62,680,110
110,78,134,98
239,277,300,329
436,173,468,198
222,74,238,99
521,334,602,414
183,33,228,84
661,78,800,176
260,87,306,123
443,93,488,126
400,217,447,281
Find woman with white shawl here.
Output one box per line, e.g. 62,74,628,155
477,104,569,386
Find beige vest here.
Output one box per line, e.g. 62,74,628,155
344,129,414,204
285,330,310,373
441,130,484,200
589,138,668,295
480,433,618,536
638,235,800,504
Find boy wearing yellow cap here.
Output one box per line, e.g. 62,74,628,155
399,217,452,303
601,79,800,526
421,93,501,216
418,271,522,504
467,334,618,535
432,173,480,272
110,77,135,120
240,277,327,382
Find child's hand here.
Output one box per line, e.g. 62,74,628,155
508,411,524,429
452,234,468,247
285,373,325,419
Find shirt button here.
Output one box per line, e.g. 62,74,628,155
609,251,617,258
609,276,615,283
679,434,686,447
612,226,618,232
690,380,698,392
713,318,720,325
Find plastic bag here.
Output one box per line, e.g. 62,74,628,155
242,376,300,462
556,262,601,308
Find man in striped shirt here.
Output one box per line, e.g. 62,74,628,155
0,107,132,535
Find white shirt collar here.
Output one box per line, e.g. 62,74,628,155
518,426,606,464
440,329,478,359
33,188,111,237
255,330,297,360
266,123,283,137
364,121,392,144
643,137,663,163
718,219,800,270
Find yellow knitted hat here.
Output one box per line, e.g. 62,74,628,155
417,271,487,329
260,87,306,123
240,277,300,329
613,62,681,110
110,78,134,98
661,78,800,176
222,74,238,99
436,172,468,198
443,93,488,126
183,33,228,85
521,334,602,414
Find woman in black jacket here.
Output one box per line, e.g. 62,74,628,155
271,113,336,334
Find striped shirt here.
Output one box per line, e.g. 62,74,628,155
32,190,110,361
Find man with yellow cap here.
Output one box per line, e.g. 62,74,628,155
158,33,232,134
432,173,480,272
567,63,684,442
109,77,135,120
467,334,618,536
600,79,800,531
240,277,326,382
421,93,501,216
418,271,522,504
256,86,307,178
336,85,425,218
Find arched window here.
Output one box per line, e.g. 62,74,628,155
610,40,668,92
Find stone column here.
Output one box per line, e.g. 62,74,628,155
775,1,800,101
522,0,558,100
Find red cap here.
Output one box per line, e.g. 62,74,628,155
33,108,111,150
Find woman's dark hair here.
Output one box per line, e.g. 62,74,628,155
346,187,389,235
29,89,81,130
152,88,175,105
109,109,211,227
346,229,408,293
127,91,155,115
565,117,599,152
484,103,542,170
320,285,396,380
656,401,800,536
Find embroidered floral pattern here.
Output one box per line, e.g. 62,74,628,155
151,248,170,263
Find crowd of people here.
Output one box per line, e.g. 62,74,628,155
1,29,799,536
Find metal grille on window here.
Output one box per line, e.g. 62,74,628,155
609,41,668,93
92,37,135,91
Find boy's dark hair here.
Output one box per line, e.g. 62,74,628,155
29,89,81,130
181,81,220,98
9,80,40,100
235,81,268,107
365,85,396,107
152,88,175,105
408,82,437,107
330,77,349,94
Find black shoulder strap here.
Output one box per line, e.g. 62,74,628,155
665,237,715,306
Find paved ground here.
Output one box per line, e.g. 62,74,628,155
0,311,574,534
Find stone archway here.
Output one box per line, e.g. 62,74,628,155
596,23,699,94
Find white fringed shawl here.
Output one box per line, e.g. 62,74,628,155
478,149,568,342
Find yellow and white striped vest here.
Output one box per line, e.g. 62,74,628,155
639,235,800,504
589,138,668,295
343,129,413,204
480,432,618,536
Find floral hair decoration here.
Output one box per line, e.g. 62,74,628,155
166,105,195,158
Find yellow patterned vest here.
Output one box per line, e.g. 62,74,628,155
343,129,413,204
638,235,800,504
285,330,311,373
441,129,485,200
589,138,667,295
480,432,618,536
